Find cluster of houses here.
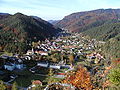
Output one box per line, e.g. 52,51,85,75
44,83,75,90
26,34,96,57
1,55,26,71
86,52,104,64
27,81,75,90
0,32,106,89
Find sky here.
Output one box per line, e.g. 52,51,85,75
0,0,120,20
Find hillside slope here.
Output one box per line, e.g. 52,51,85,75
83,22,120,41
0,13,61,53
55,9,120,32
83,22,120,59
102,38,120,59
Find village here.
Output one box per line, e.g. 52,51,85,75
0,32,109,90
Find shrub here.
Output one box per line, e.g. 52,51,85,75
108,65,120,85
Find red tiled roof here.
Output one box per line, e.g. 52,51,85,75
32,80,42,85
57,73,65,75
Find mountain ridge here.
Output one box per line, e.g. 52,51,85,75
0,13,10,20
55,9,120,32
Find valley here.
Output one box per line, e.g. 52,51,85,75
0,9,120,90
0,31,119,90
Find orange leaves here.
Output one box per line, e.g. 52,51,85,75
63,66,93,90
105,66,112,70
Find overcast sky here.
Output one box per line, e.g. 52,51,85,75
0,0,120,20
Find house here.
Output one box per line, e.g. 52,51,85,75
1,55,10,59
49,64,61,69
16,64,24,69
35,50,48,56
86,53,96,60
63,46,77,49
37,62,49,68
32,80,42,86
96,53,104,59
24,55,32,60
4,63,15,71
44,83,75,90
55,73,65,78
37,62,61,69
4,57,25,71
26,48,34,55
27,80,42,90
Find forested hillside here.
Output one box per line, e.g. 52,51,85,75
83,22,120,41
83,22,120,59
102,38,120,59
0,13,61,54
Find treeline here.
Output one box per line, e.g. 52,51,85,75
55,9,120,32
102,38,120,59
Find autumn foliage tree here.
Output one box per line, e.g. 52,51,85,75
63,66,93,90
0,80,6,90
